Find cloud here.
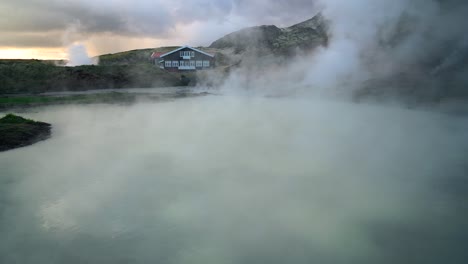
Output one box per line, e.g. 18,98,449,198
3,0,466,68
0,0,172,36
233,0,319,26
0,32,64,48
0,0,319,51
172,0,234,23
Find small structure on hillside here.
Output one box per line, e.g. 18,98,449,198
151,46,215,72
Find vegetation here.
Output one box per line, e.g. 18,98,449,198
0,114,51,151
0,114,35,124
98,47,179,65
0,60,184,94
98,49,155,65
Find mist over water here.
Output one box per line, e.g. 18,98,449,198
1,0,467,262
1,96,467,263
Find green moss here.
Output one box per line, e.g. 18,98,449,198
0,114,51,151
0,114,35,124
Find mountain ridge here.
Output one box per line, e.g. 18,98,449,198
209,13,328,54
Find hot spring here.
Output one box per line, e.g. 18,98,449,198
1,95,467,263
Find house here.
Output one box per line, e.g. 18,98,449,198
151,46,215,72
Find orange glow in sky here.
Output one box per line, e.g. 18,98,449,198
0,37,177,60
0,26,201,60
0,48,68,60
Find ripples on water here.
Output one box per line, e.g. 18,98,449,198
1,96,467,263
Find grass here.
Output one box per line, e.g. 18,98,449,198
98,46,181,65
0,60,184,94
0,113,35,124
0,114,52,151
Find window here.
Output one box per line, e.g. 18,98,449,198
165,61,171,67
172,61,179,67
180,50,196,57
203,60,210,67
190,60,195,67
196,61,202,67
180,61,185,66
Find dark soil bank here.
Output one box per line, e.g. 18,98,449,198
0,114,51,152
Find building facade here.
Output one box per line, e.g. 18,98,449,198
151,46,215,72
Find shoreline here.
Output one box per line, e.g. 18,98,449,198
0,88,211,111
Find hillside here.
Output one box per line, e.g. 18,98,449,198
98,46,223,66
0,60,183,94
209,13,328,55
0,14,331,94
98,47,177,65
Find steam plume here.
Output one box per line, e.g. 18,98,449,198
66,43,98,66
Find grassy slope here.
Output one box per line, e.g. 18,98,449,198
98,47,178,65
0,46,224,94
0,60,183,94
98,46,225,66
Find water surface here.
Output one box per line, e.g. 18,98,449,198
1,96,467,263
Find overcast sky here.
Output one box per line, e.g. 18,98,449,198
0,0,320,59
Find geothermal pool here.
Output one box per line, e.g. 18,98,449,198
1,96,467,263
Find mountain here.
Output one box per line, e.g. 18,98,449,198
94,13,329,68
209,13,328,55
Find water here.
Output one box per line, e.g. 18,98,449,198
1,96,467,263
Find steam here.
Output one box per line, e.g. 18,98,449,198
1,1,468,263
213,0,468,101
66,43,98,66
62,22,98,66
1,98,467,263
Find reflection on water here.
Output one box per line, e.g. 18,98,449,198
0,96,467,263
